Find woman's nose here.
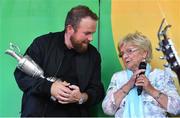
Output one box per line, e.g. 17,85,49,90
122,53,129,59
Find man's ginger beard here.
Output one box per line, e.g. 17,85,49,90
70,36,89,53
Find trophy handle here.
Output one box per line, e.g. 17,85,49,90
5,49,22,61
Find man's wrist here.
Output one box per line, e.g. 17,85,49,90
78,93,88,104
78,96,84,104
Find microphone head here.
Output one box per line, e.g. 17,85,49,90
137,61,147,95
139,61,147,75
139,61,147,70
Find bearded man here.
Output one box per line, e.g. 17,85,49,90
14,5,105,117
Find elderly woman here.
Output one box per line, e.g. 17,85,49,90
102,32,180,118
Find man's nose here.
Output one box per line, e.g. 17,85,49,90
87,34,93,42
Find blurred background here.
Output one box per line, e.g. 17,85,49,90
0,0,180,117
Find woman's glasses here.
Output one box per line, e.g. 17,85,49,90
119,48,139,58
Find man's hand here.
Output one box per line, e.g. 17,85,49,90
69,85,88,104
68,85,82,103
51,81,88,104
51,80,72,104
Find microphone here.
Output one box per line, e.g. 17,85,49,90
137,61,147,96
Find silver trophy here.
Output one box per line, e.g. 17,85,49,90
5,43,56,100
5,43,57,82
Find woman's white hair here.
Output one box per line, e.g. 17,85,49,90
118,31,152,62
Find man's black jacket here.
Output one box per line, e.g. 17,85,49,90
14,31,105,117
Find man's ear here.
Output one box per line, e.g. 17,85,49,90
66,25,74,35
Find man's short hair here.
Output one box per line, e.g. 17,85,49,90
65,5,98,31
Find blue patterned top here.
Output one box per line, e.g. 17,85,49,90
102,68,180,118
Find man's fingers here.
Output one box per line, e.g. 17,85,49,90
62,81,70,86
58,100,69,104
56,94,69,101
68,85,79,90
57,89,71,98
